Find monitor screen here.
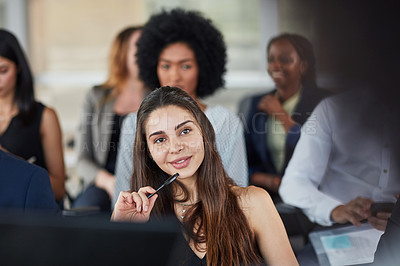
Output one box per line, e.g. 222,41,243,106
0,211,181,266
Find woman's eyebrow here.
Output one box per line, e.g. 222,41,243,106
148,130,165,139
175,120,194,130
148,120,194,139
158,58,195,64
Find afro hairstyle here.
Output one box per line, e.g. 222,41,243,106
136,8,227,98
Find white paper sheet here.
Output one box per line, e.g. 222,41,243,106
310,223,384,266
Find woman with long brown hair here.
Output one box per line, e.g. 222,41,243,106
112,86,297,265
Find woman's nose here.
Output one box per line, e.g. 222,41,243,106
169,137,183,153
269,60,280,70
169,66,181,82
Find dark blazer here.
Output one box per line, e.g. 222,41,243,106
0,150,60,211
239,84,331,180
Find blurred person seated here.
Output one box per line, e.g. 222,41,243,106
0,29,65,203
0,149,60,212
279,88,400,231
114,8,248,206
239,33,330,201
279,87,400,264
73,26,146,212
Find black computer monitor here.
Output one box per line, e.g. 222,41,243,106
0,211,181,266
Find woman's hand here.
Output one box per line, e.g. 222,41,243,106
258,94,284,115
258,94,296,133
111,186,158,223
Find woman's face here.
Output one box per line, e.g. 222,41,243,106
0,56,17,99
145,105,204,181
126,30,142,78
267,39,306,90
157,42,199,99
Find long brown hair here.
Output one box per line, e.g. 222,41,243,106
101,26,142,97
131,86,261,265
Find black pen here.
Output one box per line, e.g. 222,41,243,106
147,173,179,199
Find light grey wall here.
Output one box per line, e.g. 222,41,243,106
3,0,28,53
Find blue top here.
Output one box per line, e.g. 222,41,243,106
0,150,59,211
239,85,331,179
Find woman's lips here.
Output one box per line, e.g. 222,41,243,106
170,156,191,169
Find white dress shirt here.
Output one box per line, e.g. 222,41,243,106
113,105,249,207
279,90,400,226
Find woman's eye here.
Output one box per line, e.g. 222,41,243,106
160,64,170,70
0,67,8,73
279,56,291,64
267,57,274,63
181,64,191,70
180,128,191,135
154,137,166,144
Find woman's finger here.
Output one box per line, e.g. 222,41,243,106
131,192,143,213
116,191,134,205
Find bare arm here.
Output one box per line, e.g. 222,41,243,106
40,107,66,201
243,186,298,265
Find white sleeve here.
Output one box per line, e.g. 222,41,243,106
112,113,137,207
225,117,248,187
279,99,342,226
214,109,248,187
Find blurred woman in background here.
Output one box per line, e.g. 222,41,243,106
74,26,147,211
239,33,330,201
0,29,65,202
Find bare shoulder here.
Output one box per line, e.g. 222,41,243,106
42,107,58,121
41,107,61,134
231,185,273,211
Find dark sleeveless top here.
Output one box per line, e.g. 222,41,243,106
171,233,207,266
172,233,265,265
0,102,47,169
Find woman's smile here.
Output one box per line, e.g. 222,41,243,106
170,156,192,169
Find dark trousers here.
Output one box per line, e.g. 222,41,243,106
72,185,111,212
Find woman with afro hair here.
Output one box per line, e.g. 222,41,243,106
113,8,248,205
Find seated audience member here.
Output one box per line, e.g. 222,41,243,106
239,33,330,200
0,149,60,211
112,86,298,265
74,26,146,211
0,29,65,202
114,9,248,206
279,88,400,230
